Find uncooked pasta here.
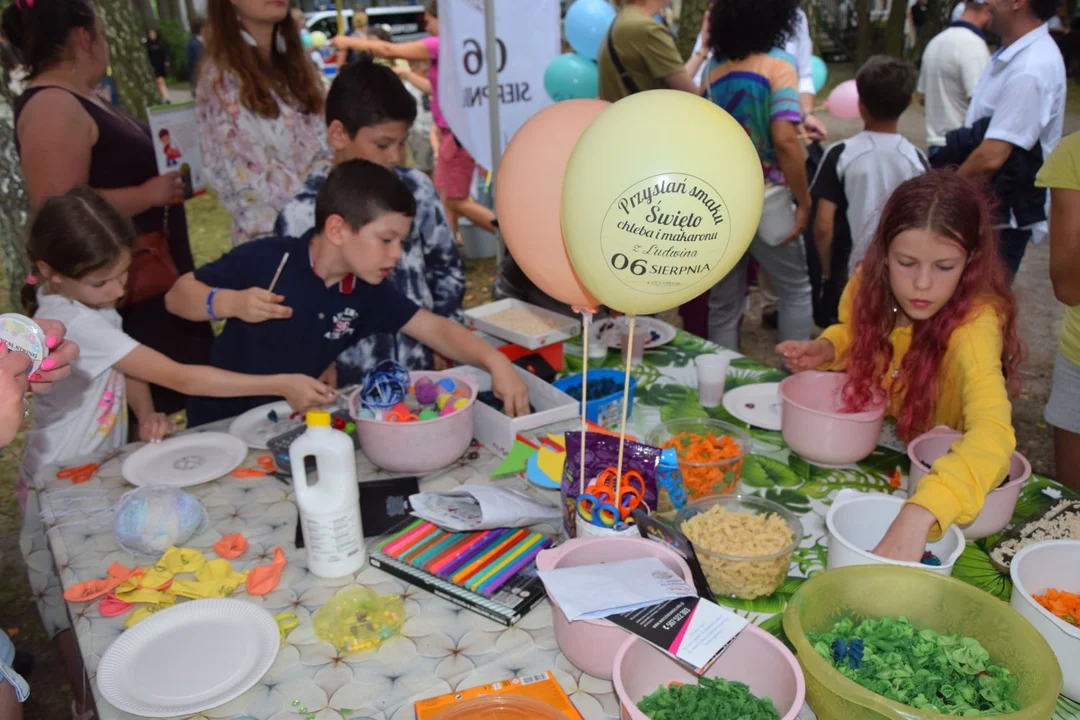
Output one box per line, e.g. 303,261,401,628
681,505,796,599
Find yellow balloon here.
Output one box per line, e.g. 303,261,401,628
310,30,328,48
560,90,764,316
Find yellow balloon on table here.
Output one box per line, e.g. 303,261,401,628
560,90,765,315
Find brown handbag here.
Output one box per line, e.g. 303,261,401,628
127,207,180,306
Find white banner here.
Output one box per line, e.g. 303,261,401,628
437,0,560,171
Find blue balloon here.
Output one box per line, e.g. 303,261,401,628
543,53,599,101
811,55,828,94
564,0,616,61
301,29,313,50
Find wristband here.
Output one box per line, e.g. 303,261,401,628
207,288,220,321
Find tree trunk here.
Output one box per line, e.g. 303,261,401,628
884,0,909,57
855,0,872,65
676,0,709,60
805,0,821,55
130,0,157,29
182,0,197,27
0,72,31,311
96,0,158,118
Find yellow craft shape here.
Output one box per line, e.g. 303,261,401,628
158,547,206,574
114,586,175,605
536,446,566,482
124,603,172,628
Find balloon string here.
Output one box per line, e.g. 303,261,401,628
579,311,592,496
615,314,636,510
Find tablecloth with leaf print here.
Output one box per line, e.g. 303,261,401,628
34,329,1080,720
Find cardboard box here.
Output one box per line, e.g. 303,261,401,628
447,365,578,457
414,670,583,720
474,330,565,373
465,299,581,350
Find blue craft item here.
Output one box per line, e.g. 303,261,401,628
374,359,410,387
436,378,457,393
267,409,279,423
360,362,408,410
831,638,848,664
525,452,561,490
357,408,376,420
920,550,942,566
114,487,208,556
656,448,689,510
847,638,864,669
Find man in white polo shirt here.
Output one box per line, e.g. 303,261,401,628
918,1,992,156
958,0,1065,275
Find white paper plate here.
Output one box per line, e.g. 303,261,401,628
595,316,677,349
96,598,280,717
122,432,248,488
723,383,782,431
228,400,304,449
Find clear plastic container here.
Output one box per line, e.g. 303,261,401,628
675,494,802,599
783,565,1063,720
647,417,751,500
430,695,571,719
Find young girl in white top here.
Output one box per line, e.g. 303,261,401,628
18,187,334,718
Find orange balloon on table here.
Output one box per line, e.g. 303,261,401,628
213,533,248,560
246,546,287,596
496,99,607,310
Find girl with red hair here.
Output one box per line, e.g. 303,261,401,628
779,171,1022,561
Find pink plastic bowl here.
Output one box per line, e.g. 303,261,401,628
348,371,476,474
779,371,885,467
536,537,693,681
908,426,1031,540
613,629,805,720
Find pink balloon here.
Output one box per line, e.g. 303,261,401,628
495,99,607,311
825,79,860,120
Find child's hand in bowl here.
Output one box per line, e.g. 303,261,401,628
777,338,835,372
491,364,529,418
281,375,336,412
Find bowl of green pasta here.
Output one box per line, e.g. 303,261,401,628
783,565,1063,720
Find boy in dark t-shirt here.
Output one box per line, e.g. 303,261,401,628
166,160,528,426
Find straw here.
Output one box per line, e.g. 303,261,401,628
267,252,289,293
614,314,636,507
578,311,592,495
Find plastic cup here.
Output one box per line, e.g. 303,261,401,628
695,354,729,408
620,325,648,365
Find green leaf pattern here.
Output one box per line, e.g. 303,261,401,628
558,330,1071,702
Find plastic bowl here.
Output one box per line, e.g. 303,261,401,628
1009,539,1080,701
779,371,885,467
535,537,693,681
907,426,1031,540
675,494,802,599
348,371,476,474
783,565,1063,720
613,628,805,720
646,418,751,499
825,490,965,576
553,369,636,428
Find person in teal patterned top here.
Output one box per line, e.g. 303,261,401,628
702,0,814,351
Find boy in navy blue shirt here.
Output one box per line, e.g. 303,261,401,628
166,160,528,426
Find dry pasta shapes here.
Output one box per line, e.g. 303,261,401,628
680,502,798,600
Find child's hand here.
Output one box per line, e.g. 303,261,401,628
224,288,293,323
0,345,31,447
317,363,338,390
491,364,530,418
281,375,336,413
138,412,177,443
871,504,937,563
776,338,835,372
27,319,79,393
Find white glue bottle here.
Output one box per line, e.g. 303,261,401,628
290,410,366,578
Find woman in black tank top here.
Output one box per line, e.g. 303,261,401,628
6,0,212,419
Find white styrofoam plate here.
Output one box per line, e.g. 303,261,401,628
594,316,677,349
121,432,248,488
722,383,782,431
228,400,304,449
96,598,280,717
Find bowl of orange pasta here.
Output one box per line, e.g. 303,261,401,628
648,418,751,501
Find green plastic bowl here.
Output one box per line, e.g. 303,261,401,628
783,565,1062,720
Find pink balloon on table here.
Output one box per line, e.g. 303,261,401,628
825,79,860,120
496,99,607,310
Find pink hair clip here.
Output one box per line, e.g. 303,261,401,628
25,273,37,286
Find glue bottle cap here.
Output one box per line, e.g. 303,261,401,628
306,410,331,427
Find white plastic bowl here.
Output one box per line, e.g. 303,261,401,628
1009,539,1080,701
825,489,966,576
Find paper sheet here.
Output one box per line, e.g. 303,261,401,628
409,485,560,532
537,557,697,621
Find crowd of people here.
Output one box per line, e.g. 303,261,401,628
0,0,1077,716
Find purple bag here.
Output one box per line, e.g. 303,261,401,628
560,431,661,538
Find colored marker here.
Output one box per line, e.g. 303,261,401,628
453,528,528,585
412,532,465,568
376,518,424,552
481,538,552,596
430,530,498,576
400,528,447,565
422,532,475,573
384,521,437,559
441,528,511,579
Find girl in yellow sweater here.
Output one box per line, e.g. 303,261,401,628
779,171,1022,562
